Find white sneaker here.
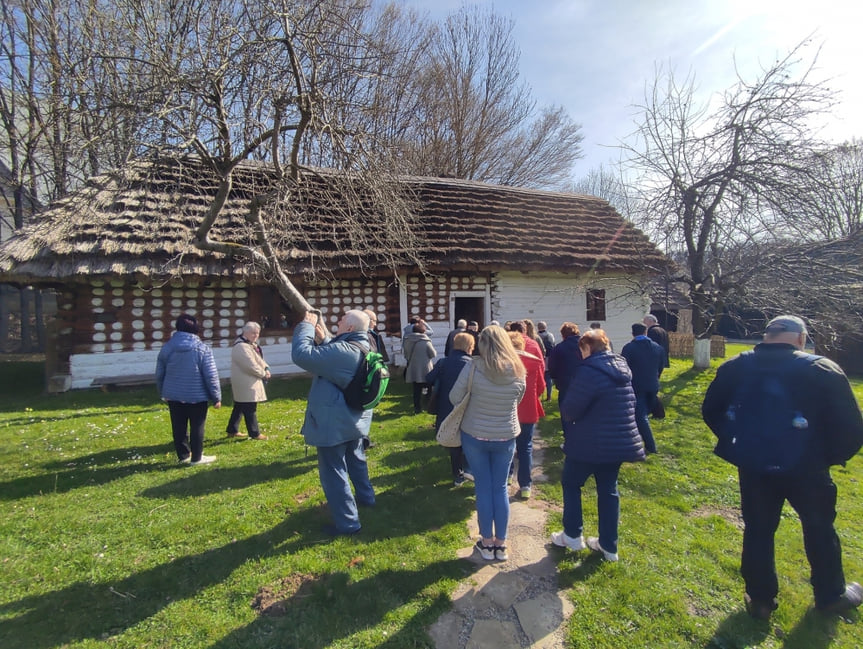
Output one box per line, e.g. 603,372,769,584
178,456,191,465
550,531,586,551
190,455,216,466
462,472,474,482
586,536,619,562
474,540,495,561
520,486,531,498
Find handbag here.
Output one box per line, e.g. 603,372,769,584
435,364,475,447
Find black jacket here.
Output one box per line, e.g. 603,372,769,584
702,343,863,470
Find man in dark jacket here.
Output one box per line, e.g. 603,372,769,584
643,314,670,368
620,323,665,454
548,322,582,403
537,321,555,400
444,319,468,356
702,315,863,619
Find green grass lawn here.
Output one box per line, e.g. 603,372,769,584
1,345,862,648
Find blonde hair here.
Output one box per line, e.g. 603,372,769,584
508,331,525,350
453,332,475,354
479,325,526,379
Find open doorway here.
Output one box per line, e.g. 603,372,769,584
452,294,486,328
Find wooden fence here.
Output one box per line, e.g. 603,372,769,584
668,333,726,358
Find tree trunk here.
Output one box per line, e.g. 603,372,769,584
693,338,711,369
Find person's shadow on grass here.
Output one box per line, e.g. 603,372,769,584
0,483,476,649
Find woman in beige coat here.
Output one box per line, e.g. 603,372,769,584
227,322,271,440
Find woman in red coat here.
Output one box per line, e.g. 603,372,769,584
508,331,545,498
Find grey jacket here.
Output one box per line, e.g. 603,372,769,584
449,360,526,440
403,332,436,383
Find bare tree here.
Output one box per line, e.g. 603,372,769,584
786,139,863,240
88,0,432,316
623,42,836,363
398,4,583,189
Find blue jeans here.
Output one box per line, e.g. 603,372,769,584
544,370,553,400
634,391,657,453
316,439,376,534
561,459,622,554
462,433,516,541
509,423,534,488
739,468,846,607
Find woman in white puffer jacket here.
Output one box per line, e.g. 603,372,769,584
449,325,526,562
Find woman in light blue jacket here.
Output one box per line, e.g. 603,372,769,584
450,325,526,561
155,314,222,465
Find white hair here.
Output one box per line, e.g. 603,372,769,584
243,321,261,334
456,319,467,328
344,309,370,332
643,314,658,325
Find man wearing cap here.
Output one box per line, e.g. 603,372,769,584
702,315,863,619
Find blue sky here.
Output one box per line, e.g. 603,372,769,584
402,0,863,177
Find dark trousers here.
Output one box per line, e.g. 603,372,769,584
412,382,428,413
449,446,467,479
227,401,260,437
634,391,657,453
738,468,846,607
562,459,622,554
167,401,208,461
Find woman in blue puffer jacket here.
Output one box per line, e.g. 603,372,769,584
550,328,644,562
155,314,222,465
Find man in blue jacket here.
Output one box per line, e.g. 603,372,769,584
292,308,376,536
620,322,665,454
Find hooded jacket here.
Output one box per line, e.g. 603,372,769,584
561,350,645,464
155,331,221,404
291,321,372,447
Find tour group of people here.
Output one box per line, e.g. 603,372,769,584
155,308,863,619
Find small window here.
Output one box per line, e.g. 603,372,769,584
250,286,293,331
586,289,606,321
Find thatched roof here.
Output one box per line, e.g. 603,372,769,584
0,157,667,284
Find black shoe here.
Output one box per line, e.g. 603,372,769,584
744,593,778,620
322,524,361,537
817,582,863,615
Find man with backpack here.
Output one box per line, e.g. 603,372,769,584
292,308,376,536
702,315,863,620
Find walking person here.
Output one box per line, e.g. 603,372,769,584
702,315,863,619
643,314,670,368
620,322,666,454
537,321,555,400
548,322,582,403
291,309,376,536
155,314,222,465
404,322,437,414
426,332,475,485
450,325,526,561
508,332,545,499
551,328,645,561
226,322,270,440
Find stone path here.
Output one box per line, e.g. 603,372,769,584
428,433,573,649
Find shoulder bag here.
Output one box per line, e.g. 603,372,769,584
436,364,475,447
